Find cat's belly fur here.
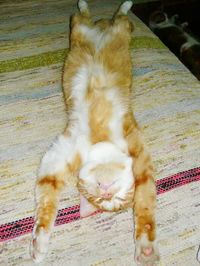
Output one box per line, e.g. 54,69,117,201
69,63,129,157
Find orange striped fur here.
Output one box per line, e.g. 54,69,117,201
31,1,159,265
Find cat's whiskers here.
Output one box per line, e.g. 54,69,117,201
115,196,126,201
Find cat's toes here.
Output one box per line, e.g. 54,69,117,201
135,235,159,266
30,224,50,263
78,0,88,13
120,1,133,15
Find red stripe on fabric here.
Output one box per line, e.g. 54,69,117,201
156,167,200,194
0,167,200,242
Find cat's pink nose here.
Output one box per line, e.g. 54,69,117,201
99,183,111,190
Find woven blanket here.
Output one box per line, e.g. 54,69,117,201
0,0,200,265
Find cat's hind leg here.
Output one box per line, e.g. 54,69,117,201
70,1,95,50
117,1,133,16
78,0,90,17
110,1,134,38
72,0,92,26
30,134,80,263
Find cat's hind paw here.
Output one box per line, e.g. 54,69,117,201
30,225,50,263
135,235,159,266
119,1,133,15
78,0,89,13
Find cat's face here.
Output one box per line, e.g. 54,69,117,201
78,142,135,212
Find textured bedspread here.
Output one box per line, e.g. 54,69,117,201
0,0,200,265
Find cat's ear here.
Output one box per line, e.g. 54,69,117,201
79,194,98,218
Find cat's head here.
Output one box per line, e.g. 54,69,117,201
78,142,135,217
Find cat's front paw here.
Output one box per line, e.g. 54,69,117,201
30,224,50,263
135,235,159,266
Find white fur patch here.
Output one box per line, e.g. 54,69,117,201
78,0,88,13
39,135,74,177
31,226,50,263
79,142,134,211
39,66,91,178
79,25,110,51
119,1,133,15
86,142,128,164
39,134,91,179
70,66,90,135
106,88,128,153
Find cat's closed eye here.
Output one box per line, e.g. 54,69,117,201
97,181,115,190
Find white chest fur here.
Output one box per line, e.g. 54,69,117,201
70,63,128,154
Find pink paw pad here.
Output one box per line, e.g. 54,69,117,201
136,256,141,262
142,247,153,256
145,224,151,230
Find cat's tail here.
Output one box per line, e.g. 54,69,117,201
117,1,133,16
78,0,90,16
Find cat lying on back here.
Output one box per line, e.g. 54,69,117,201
31,1,159,265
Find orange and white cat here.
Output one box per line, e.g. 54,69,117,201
31,1,159,265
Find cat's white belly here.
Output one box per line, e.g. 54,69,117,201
70,63,129,154
79,24,111,51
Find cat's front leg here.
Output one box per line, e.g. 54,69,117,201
133,156,159,266
123,113,160,265
31,170,66,263
30,134,79,263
